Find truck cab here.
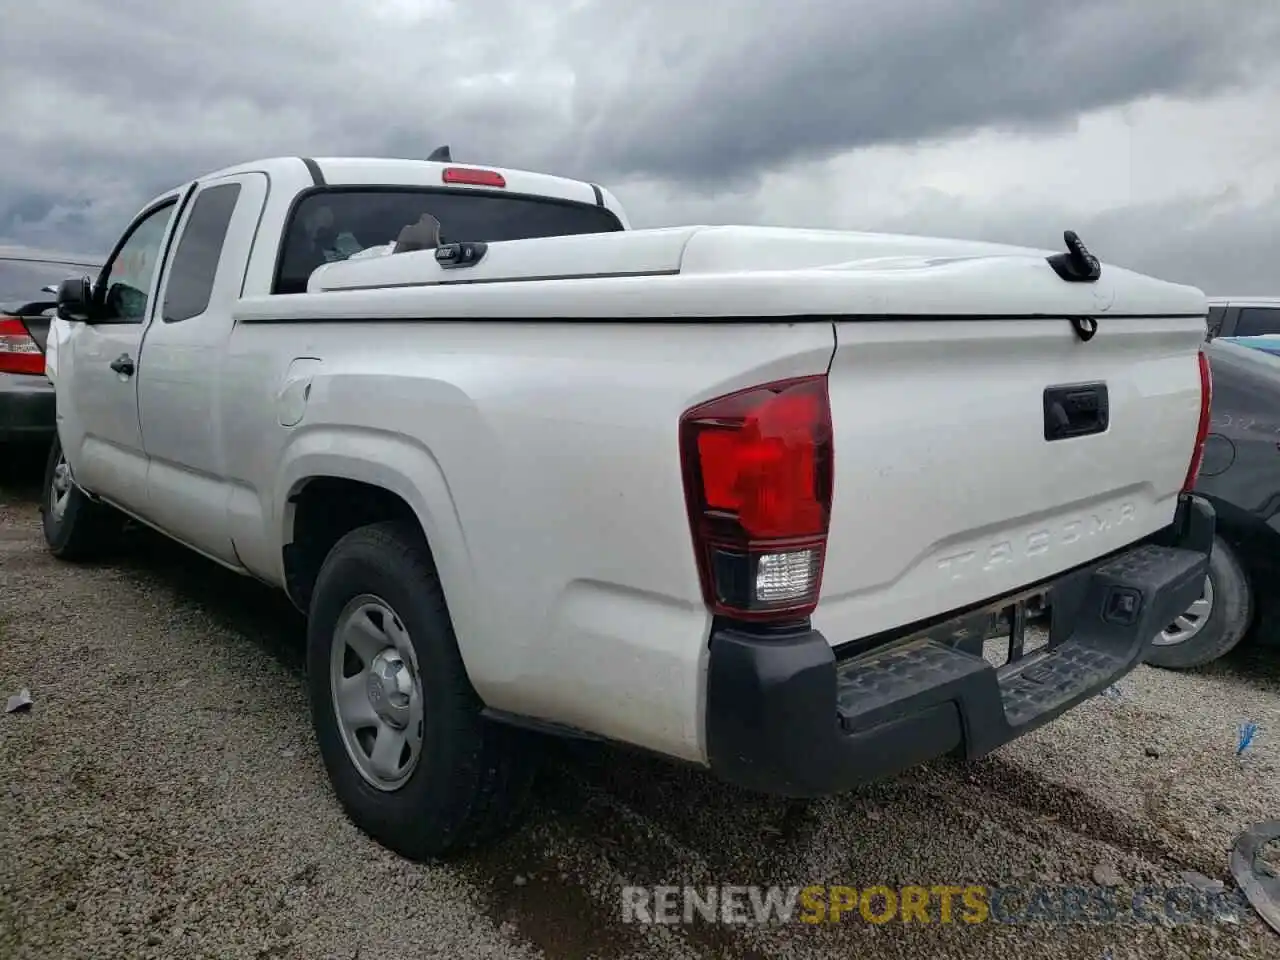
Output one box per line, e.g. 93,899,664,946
1206,296,1280,340
47,156,628,557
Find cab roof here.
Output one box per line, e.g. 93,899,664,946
141,156,630,228
1206,296,1280,307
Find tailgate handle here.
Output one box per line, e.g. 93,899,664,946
1043,382,1108,441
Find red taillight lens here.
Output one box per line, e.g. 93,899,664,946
1182,349,1212,493
442,167,506,188
0,316,44,376
680,376,833,621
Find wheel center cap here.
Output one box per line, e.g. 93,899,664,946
367,649,412,728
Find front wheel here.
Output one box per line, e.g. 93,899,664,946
40,433,122,561
1144,535,1252,670
307,520,538,859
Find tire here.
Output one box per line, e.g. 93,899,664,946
1144,535,1252,670
307,520,538,860
40,432,122,561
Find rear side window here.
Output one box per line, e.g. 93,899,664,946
274,188,624,294
162,183,242,322
1234,307,1280,338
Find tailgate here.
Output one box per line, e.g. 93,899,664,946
812,314,1206,646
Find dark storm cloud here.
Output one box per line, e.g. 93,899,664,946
848,186,1280,297
0,0,563,250
558,0,1280,182
1,0,1279,288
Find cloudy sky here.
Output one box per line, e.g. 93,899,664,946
2,0,1279,294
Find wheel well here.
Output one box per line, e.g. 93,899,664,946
283,477,422,612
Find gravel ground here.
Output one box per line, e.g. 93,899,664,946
2,447,1278,960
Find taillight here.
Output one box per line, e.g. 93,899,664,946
1182,349,1213,493
679,376,833,622
442,167,506,188
0,316,43,376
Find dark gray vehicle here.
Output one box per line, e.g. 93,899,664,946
0,248,100,442
1206,297,1280,340
1147,336,1280,668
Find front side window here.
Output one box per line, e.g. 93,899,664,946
274,188,624,294
98,201,177,322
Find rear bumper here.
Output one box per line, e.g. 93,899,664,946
705,494,1215,797
0,373,55,441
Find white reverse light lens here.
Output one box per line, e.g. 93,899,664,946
755,549,819,604
0,335,39,354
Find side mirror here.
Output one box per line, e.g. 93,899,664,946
55,276,93,323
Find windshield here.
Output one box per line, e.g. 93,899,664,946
0,257,97,305
274,188,624,294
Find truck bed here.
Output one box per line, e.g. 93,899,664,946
238,224,1207,653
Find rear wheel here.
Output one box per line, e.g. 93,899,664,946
307,520,538,859
1145,535,1252,669
40,433,122,561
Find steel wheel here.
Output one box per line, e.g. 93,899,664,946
1154,575,1214,646
49,451,72,521
330,594,424,791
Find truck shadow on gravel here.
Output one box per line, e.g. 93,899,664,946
457,737,1244,958
0,440,49,503
1198,642,1280,691
111,525,307,674
2,450,1266,957
19,511,1193,955
1,444,305,673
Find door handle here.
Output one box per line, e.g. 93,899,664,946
109,353,135,377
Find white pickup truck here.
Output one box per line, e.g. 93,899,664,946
38,155,1215,860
